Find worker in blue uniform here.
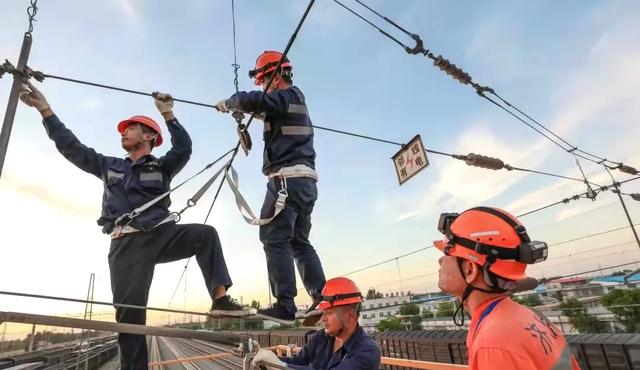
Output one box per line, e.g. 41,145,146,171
250,277,381,369
216,51,326,324
19,82,250,370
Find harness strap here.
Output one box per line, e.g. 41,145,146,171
225,165,288,226
114,149,235,228
268,164,318,181
110,213,178,239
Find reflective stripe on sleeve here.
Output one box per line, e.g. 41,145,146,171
281,126,313,136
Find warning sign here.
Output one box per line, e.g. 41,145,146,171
392,135,429,185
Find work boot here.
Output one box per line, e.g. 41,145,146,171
210,295,256,317
300,309,323,326
257,303,295,325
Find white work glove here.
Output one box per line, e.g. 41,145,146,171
19,81,50,112
252,349,286,370
153,91,173,114
215,99,230,113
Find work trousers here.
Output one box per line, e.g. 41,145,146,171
108,222,232,370
259,177,326,314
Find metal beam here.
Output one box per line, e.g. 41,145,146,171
273,345,469,370
0,311,247,344
0,33,33,179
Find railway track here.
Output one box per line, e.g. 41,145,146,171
149,337,242,370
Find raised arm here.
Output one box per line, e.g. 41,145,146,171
152,92,192,177
216,89,288,116
20,82,106,178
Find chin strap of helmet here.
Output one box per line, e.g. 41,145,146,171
453,257,507,326
335,303,361,336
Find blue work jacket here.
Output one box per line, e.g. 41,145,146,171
42,114,192,233
225,86,316,175
282,326,381,370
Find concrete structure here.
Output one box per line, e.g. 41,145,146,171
359,292,456,333
359,293,411,333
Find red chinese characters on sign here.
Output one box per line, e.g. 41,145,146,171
392,135,429,185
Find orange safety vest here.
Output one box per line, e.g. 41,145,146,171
466,296,581,370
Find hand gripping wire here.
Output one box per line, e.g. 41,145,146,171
224,165,288,226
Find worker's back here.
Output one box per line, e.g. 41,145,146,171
467,297,581,370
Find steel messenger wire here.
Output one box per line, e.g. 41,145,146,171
331,0,636,173
5,65,609,189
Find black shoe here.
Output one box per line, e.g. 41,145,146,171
256,303,296,325
299,309,323,326
210,295,256,317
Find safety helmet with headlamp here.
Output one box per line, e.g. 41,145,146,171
434,207,548,281
248,50,293,86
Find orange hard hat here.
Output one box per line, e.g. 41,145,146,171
318,277,363,310
248,50,292,86
434,207,532,281
117,115,163,147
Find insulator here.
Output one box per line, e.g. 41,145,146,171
464,153,504,170
433,55,472,85
586,186,597,200
618,164,638,175
631,194,640,202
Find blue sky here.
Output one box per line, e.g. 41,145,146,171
1,1,639,338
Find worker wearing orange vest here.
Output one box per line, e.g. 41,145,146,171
434,207,581,370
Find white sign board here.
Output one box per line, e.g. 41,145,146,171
392,135,429,185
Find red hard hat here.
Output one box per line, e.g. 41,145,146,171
117,115,163,147
433,207,528,281
318,277,363,310
248,50,292,86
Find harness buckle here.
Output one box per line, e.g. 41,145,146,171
114,212,135,228
237,124,252,156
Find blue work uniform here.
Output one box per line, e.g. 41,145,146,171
283,326,381,370
226,86,326,314
42,114,233,370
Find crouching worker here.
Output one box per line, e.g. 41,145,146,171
19,82,250,370
434,206,580,370
251,277,380,369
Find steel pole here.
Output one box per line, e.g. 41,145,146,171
0,33,32,179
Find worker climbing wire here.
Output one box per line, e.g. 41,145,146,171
251,277,380,370
18,81,252,370
434,207,581,369
215,50,326,324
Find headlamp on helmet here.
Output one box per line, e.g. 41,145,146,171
437,208,548,266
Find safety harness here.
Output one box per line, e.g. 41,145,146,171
110,152,234,238
226,164,318,226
